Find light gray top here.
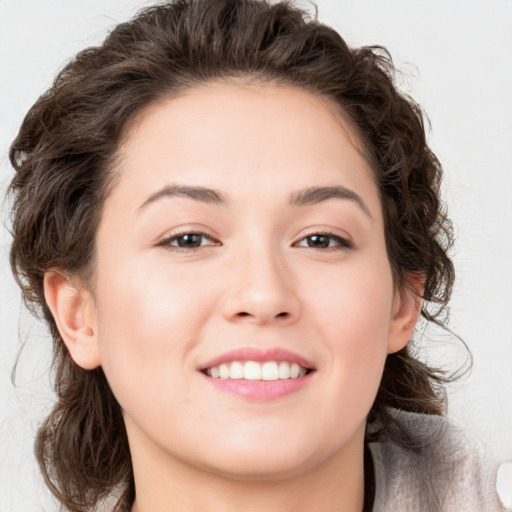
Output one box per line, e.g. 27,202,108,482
369,410,502,511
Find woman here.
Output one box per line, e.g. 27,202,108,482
6,0,502,511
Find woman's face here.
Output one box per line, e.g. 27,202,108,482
79,82,413,481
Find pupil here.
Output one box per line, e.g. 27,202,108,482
308,235,329,248
178,234,201,247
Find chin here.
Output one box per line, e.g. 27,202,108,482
204,453,316,482
193,432,328,482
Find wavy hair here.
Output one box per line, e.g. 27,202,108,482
8,1,455,510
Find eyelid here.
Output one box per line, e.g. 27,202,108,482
293,230,354,250
156,227,221,249
154,226,354,251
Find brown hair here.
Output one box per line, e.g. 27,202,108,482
8,0,455,510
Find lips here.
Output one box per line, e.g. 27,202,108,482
198,347,316,374
198,348,315,399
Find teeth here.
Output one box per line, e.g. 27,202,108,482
278,361,291,379
219,364,230,379
262,362,279,380
230,361,244,379
290,363,300,378
205,361,309,380
244,361,261,380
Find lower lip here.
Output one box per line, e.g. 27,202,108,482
201,372,313,400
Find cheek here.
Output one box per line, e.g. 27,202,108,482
304,255,394,389
306,252,394,334
91,258,216,412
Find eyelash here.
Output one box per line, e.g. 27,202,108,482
157,231,352,251
157,231,219,250
293,232,353,251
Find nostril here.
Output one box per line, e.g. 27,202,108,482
276,312,289,318
237,312,250,317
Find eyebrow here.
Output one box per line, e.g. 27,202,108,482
138,184,372,219
139,185,226,210
290,186,373,219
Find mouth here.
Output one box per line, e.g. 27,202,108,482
198,348,315,399
202,360,312,380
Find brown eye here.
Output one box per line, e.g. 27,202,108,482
158,232,219,249
174,233,205,248
296,233,352,250
306,234,331,248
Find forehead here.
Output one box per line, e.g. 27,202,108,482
111,81,380,215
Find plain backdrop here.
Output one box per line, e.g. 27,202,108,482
1,1,511,510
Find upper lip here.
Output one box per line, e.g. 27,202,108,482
198,347,316,371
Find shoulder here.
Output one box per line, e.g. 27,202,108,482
368,409,502,512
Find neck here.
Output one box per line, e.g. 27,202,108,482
129,425,366,512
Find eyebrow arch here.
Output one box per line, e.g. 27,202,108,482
290,186,373,219
138,185,226,210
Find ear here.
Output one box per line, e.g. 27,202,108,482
387,273,424,354
44,270,101,370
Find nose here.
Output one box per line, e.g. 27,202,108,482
220,243,301,326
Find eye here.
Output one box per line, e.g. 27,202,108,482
295,233,352,250
158,232,219,249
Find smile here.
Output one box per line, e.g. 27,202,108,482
199,347,316,399
203,360,310,380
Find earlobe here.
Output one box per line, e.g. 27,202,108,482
387,274,424,354
44,270,101,370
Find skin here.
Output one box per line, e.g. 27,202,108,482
44,82,421,512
